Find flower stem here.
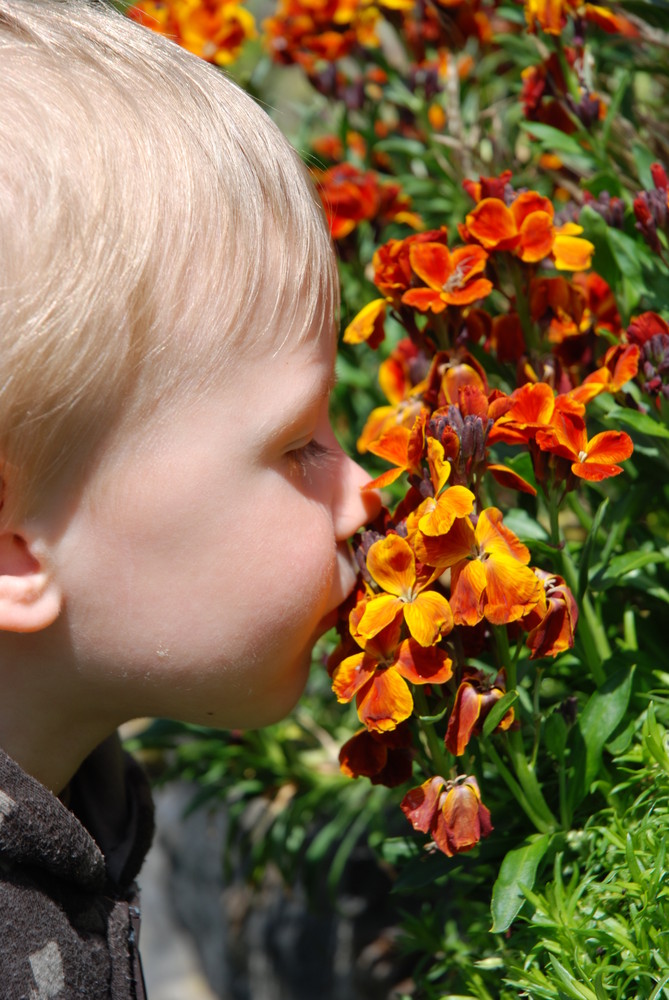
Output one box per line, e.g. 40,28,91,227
546,490,609,686
484,741,555,834
414,687,451,777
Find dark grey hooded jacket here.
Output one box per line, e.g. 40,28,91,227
0,735,154,999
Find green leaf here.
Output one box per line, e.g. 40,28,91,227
482,690,518,738
490,833,552,932
568,664,635,810
593,972,608,1000
578,498,609,601
591,550,666,590
549,958,599,1000
518,122,595,172
502,507,549,542
603,406,669,440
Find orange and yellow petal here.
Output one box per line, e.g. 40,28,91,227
416,485,475,537
343,298,387,346
483,554,543,624
518,211,555,263
404,589,454,646
465,199,519,250
356,668,414,732
450,559,488,626
332,652,378,703
553,234,595,271
476,507,531,565
355,593,404,642
366,534,417,598
394,638,453,685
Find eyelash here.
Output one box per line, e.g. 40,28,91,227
287,440,337,474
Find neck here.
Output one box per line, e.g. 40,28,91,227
0,633,118,794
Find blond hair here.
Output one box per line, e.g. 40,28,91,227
0,0,337,522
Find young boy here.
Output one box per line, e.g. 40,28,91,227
0,1,378,995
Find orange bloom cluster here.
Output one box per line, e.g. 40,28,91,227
332,173,639,858
263,0,382,71
127,0,256,64
524,0,638,38
313,163,421,240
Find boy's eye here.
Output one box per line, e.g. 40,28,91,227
286,439,337,475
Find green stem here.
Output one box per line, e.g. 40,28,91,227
509,260,539,353
414,687,451,777
484,742,554,834
546,491,609,686
492,627,557,831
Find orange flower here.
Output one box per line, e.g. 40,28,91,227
264,0,379,68
524,0,577,34
572,343,640,403
373,229,449,304
314,164,381,239
521,570,578,659
445,669,515,756
535,410,633,481
332,614,453,732
355,534,454,646
174,0,256,64
488,381,557,446
361,410,427,491
449,508,543,626
402,243,493,313
464,192,594,270
339,722,413,786
401,774,493,857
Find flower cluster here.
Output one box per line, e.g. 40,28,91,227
329,171,640,857
127,0,256,64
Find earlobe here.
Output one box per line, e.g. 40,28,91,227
0,533,62,632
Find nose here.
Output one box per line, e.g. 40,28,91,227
333,454,381,542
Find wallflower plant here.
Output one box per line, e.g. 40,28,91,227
125,0,669,995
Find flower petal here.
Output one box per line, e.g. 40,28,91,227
400,776,445,833
402,288,447,313
394,638,453,685
465,198,518,249
483,554,543,624
450,559,488,626
409,242,452,290
355,593,404,642
404,589,454,646
553,234,595,271
418,485,475,537
445,682,482,756
366,534,416,597
343,298,387,347
357,668,414,732
585,430,634,465
332,652,378,703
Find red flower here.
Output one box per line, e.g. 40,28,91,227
521,570,578,659
339,723,413,787
401,774,493,857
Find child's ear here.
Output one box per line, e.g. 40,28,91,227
0,531,62,632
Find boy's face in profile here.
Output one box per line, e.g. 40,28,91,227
46,312,377,731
